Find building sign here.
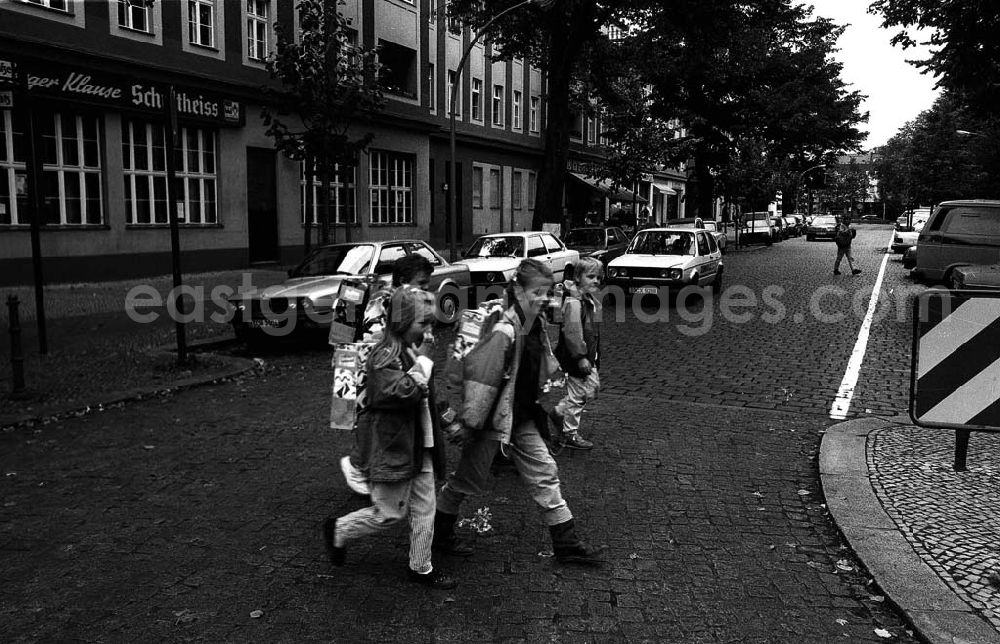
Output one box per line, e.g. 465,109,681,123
0,91,11,108
8,59,244,127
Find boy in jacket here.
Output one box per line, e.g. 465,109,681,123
551,256,603,450
324,287,457,590
432,259,605,565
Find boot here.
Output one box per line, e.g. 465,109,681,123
432,511,474,557
549,519,606,565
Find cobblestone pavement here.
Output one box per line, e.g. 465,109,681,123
0,227,927,642
869,425,1000,631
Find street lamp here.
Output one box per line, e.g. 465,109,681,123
797,163,826,219
447,0,552,262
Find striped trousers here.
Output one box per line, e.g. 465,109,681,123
335,453,435,573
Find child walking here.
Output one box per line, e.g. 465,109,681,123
833,214,862,275
551,256,603,451
323,287,457,590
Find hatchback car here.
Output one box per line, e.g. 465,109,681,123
563,226,630,266
606,227,724,295
914,200,1000,283
457,231,579,298
805,215,838,241
229,240,470,340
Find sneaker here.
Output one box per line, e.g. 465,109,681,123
833,270,842,275
340,456,370,496
561,433,594,450
322,517,346,566
852,268,862,275
407,568,458,590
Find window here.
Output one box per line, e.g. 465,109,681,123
530,96,539,133
526,235,546,257
247,0,269,61
370,150,414,225
301,162,357,225
697,233,710,256
409,242,443,266
489,168,500,209
587,116,596,144
492,85,504,127
0,110,28,225
122,119,217,225
447,70,461,117
542,234,563,254
374,244,407,275
570,111,583,140
512,90,521,130
118,0,149,32
471,78,482,121
472,166,483,209
188,0,215,47
527,172,536,209
34,112,103,226
22,0,69,11
427,63,435,111
511,170,522,210
379,41,418,99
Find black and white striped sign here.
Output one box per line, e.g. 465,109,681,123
911,290,1000,430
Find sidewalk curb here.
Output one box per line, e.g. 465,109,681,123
820,418,1000,644
0,350,257,431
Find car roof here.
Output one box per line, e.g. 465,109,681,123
568,226,613,231
938,200,1000,207
479,231,549,238
637,227,700,233
316,240,423,248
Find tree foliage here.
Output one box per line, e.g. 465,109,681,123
262,0,383,244
869,0,1000,116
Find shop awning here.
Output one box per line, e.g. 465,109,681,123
569,172,648,203
652,181,677,195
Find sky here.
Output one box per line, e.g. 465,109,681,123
806,0,940,150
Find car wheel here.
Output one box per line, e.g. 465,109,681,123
436,290,461,326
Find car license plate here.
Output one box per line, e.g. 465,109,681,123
630,286,658,295
249,318,283,328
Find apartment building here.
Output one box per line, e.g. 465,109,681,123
0,0,622,286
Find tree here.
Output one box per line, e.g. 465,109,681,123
262,0,383,249
869,0,1000,117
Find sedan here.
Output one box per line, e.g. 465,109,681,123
606,227,724,296
563,226,631,267
456,231,580,299
229,240,470,340
891,218,926,253
805,215,838,241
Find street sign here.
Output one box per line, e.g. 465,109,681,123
911,289,1000,431
0,59,12,81
0,91,11,108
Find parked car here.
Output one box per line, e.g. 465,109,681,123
896,207,932,232
805,215,838,241
949,263,1000,290
229,240,471,341
563,226,630,267
606,227,724,295
739,212,776,245
902,246,917,270
782,215,802,237
860,215,882,224
457,231,579,298
771,216,788,241
891,217,926,253
913,200,1000,283
664,217,727,253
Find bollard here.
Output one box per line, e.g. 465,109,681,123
7,295,26,395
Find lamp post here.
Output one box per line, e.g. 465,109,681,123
447,0,550,262
797,163,826,220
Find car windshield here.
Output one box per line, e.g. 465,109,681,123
291,244,374,277
564,229,604,247
466,236,524,258
702,221,718,232
628,231,695,256
812,216,836,226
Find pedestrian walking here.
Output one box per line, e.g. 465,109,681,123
323,286,457,590
432,259,606,565
833,214,862,276
550,256,602,451
338,254,434,496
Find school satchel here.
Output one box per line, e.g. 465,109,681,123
329,341,375,430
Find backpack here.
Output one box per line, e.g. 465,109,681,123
834,224,854,248
445,298,508,386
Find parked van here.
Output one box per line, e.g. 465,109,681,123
913,200,1000,283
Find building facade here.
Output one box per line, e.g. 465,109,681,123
0,0,646,286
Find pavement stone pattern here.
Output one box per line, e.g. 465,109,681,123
0,320,917,640
869,425,1000,631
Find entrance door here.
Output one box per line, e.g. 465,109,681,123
246,147,278,263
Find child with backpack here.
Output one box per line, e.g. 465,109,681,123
833,214,862,276
323,286,457,590
550,256,603,451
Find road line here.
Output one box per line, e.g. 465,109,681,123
829,237,892,420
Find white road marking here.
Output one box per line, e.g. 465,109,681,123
829,235,892,420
